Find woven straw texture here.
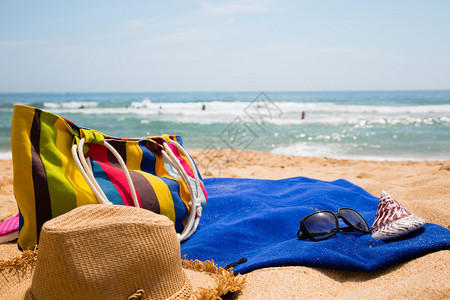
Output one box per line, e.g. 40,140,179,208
0,205,246,299
25,204,190,299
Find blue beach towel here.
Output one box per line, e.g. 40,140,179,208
180,177,450,274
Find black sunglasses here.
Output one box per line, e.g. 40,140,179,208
297,208,370,241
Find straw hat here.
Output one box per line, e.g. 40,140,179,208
0,205,245,299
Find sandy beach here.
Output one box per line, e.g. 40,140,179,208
1,151,449,299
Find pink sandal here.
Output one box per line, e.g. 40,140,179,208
0,213,19,243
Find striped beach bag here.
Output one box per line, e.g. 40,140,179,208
11,105,207,250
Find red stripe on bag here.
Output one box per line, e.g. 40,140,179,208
88,144,135,207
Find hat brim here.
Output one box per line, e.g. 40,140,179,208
0,253,245,300
182,258,246,299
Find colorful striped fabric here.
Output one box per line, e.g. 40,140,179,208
11,105,207,250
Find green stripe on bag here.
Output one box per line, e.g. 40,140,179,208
39,111,77,217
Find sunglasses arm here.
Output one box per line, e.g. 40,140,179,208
297,229,307,240
339,226,356,232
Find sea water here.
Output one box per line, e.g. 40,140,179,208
0,91,449,161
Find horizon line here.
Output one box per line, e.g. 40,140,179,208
1,89,450,94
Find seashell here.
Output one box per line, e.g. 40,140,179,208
371,191,426,241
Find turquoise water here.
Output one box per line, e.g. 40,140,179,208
0,91,449,161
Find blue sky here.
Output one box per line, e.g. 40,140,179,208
1,0,449,92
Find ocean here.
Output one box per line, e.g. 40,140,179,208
0,91,449,161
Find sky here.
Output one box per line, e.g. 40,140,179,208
1,0,450,92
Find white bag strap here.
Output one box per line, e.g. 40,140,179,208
161,140,202,241
71,138,138,207
71,137,202,242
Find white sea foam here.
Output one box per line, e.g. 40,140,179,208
40,100,450,127
45,100,450,114
43,101,99,109
131,98,152,109
0,151,12,160
2,92,449,161
271,142,338,158
270,143,449,161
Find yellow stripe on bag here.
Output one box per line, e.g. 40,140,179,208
11,105,37,250
126,141,143,171
154,153,181,222
55,118,98,207
128,142,176,223
137,170,176,224
157,141,191,210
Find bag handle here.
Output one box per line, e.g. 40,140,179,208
161,140,202,241
71,137,202,242
71,138,139,207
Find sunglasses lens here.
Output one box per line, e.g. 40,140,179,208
340,209,370,232
304,212,338,239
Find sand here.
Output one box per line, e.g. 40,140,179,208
1,151,449,299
